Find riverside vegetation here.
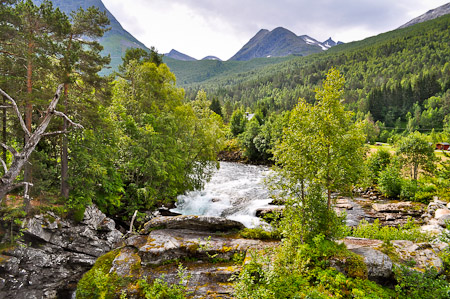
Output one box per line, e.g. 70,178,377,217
1,1,450,298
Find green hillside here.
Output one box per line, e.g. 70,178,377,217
185,13,450,127
164,55,294,86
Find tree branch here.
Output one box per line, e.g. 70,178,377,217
53,110,84,129
0,158,7,173
0,88,31,137
42,130,68,137
0,142,18,157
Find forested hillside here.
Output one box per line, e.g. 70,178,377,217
186,14,450,131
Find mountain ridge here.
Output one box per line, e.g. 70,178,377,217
229,27,337,61
399,2,450,28
32,0,150,73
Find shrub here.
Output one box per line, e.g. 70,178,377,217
350,218,431,243
394,265,450,299
378,160,402,198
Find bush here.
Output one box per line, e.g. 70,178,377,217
350,218,431,243
233,235,395,299
136,264,190,299
366,148,392,184
394,265,450,299
378,160,402,198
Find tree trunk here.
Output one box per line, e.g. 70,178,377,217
2,95,6,163
24,45,34,210
60,84,69,198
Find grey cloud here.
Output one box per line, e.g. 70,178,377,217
160,0,433,40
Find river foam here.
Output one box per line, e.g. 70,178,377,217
171,162,275,228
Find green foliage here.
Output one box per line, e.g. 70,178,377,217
394,265,450,299
76,249,123,299
366,148,392,184
239,227,281,240
378,159,403,198
350,218,431,243
230,109,246,136
396,131,436,180
106,61,224,216
272,69,366,242
209,97,223,117
136,264,190,299
233,235,394,299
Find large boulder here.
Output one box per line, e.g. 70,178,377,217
81,222,275,298
0,205,123,299
141,215,245,234
340,237,448,285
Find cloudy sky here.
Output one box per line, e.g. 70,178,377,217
101,0,449,60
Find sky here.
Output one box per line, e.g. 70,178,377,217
101,0,450,61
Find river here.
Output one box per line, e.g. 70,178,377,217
171,161,368,228
171,162,275,228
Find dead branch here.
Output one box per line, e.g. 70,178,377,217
42,130,68,137
0,88,31,137
53,110,84,129
0,84,80,203
0,142,18,156
0,158,7,173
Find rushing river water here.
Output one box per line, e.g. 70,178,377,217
171,161,369,228
171,162,275,228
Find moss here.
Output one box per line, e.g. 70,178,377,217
343,252,368,279
76,248,123,299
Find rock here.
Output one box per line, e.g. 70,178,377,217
255,206,284,218
438,214,450,227
435,208,450,219
391,240,446,272
92,226,276,298
372,202,424,215
340,237,447,284
141,215,245,234
420,224,444,235
158,208,182,216
350,247,393,282
335,198,353,210
0,205,123,298
427,199,447,215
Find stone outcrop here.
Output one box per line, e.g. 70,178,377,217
141,215,245,234
340,237,448,285
0,205,123,299
363,201,425,226
82,216,275,298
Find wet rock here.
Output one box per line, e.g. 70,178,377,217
141,215,245,234
0,205,123,299
158,207,182,216
255,206,284,218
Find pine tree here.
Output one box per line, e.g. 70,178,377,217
57,6,110,198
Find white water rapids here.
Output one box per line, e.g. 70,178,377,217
171,162,276,228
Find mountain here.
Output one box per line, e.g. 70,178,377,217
165,49,197,61
202,56,222,61
399,2,450,28
32,0,150,73
229,27,338,61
